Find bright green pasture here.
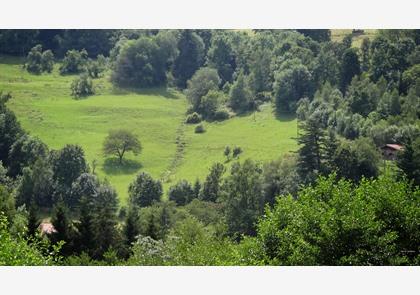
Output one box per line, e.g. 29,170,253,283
0,55,297,204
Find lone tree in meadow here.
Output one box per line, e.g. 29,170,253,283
103,129,142,164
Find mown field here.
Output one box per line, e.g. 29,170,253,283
0,55,297,204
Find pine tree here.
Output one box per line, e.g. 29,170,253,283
27,201,40,237
51,201,73,255
322,129,340,174
92,184,119,258
77,196,95,255
397,138,420,186
124,205,140,247
193,178,201,199
297,117,326,183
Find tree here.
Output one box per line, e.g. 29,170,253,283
128,172,162,207
185,67,220,115
86,54,107,78
224,146,231,161
111,36,169,88
232,146,243,159
297,116,326,183
168,180,194,206
229,72,253,112
70,173,100,208
77,196,95,255
262,154,300,205
0,92,23,166
274,63,313,112
124,205,140,247
200,163,225,202
199,90,222,119
92,183,120,258
51,144,88,190
71,73,95,98
340,48,361,93
51,201,73,255
397,137,420,186
207,33,236,85
297,29,331,42
7,134,48,177
27,202,40,238
172,30,205,88
248,48,273,94
222,159,265,237
103,129,142,164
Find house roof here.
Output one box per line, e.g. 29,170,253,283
383,144,404,151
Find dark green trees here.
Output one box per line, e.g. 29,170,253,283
397,137,420,186
222,159,265,237
25,44,54,74
59,49,88,74
340,48,361,92
168,180,194,206
128,172,162,207
229,72,253,113
200,163,225,202
172,30,205,88
111,36,167,88
207,33,236,85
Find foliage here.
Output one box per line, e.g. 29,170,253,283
397,137,420,186
185,112,202,124
168,179,195,205
71,73,95,98
59,49,88,74
103,129,142,164
25,44,54,74
173,30,205,88
128,172,162,207
229,72,253,112
248,175,420,265
194,123,205,134
200,163,225,202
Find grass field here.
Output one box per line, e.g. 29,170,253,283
331,29,377,47
0,55,297,204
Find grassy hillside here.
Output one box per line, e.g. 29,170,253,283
331,29,377,47
0,55,297,204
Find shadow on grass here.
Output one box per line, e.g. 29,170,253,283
274,111,296,122
103,158,143,175
110,86,180,99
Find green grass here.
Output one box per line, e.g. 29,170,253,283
0,55,297,204
331,29,377,48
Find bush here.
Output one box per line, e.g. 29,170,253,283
71,74,94,98
232,146,243,158
185,112,202,124
195,124,205,134
26,45,54,74
41,50,54,73
213,107,230,121
59,49,88,75
87,55,107,78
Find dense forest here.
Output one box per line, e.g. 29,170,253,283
0,29,419,265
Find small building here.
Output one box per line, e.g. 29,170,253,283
38,222,57,236
381,144,404,160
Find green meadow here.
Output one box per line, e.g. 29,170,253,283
0,55,297,204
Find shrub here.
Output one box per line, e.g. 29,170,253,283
185,112,202,124
213,107,230,121
41,50,54,73
71,74,94,98
195,124,205,134
232,146,243,158
26,45,43,74
59,49,88,75
87,55,107,78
